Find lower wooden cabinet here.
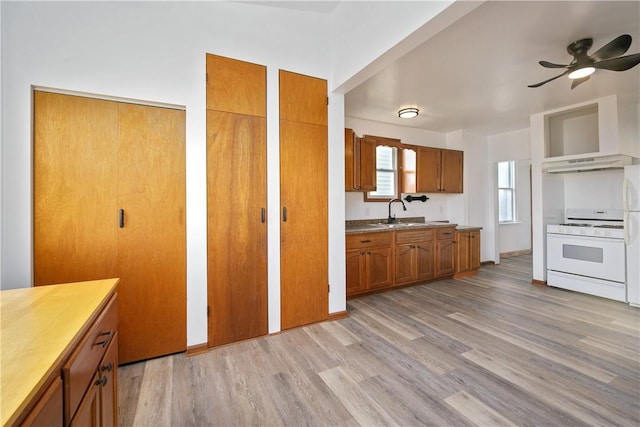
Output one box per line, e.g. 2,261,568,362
64,295,118,427
455,229,481,277
20,377,63,427
395,230,435,285
346,232,394,296
435,227,457,277
347,226,480,297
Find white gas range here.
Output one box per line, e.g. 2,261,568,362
547,209,626,302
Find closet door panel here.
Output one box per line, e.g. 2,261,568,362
117,103,187,363
34,91,119,286
207,110,268,347
280,120,328,329
279,71,327,125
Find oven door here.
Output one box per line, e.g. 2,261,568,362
547,233,626,283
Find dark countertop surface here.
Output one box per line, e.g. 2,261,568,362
345,217,482,235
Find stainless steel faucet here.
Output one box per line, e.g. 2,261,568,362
387,198,407,223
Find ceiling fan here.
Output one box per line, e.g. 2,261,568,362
528,34,640,89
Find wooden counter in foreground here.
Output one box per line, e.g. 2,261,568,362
1,278,119,427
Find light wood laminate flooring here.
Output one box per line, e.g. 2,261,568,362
118,255,640,426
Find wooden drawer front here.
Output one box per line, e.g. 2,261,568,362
346,232,392,250
63,294,118,424
395,229,434,244
436,228,456,240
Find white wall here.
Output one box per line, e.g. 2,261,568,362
0,1,340,346
488,128,532,257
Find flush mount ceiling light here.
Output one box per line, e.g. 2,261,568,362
398,107,419,119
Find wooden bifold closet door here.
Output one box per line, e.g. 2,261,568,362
34,91,187,364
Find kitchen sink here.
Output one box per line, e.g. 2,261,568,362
367,223,418,228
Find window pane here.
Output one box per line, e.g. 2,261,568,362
499,189,514,222
370,171,396,197
376,146,395,170
498,161,512,187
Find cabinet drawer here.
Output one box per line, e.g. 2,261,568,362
346,232,392,249
63,294,118,424
395,229,434,244
436,227,456,240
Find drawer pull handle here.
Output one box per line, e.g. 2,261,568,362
360,240,371,243
441,232,453,236
101,362,113,373
94,331,111,348
95,377,108,387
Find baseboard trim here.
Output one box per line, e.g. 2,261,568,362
500,249,532,258
531,279,547,287
185,343,209,357
480,261,495,266
328,310,349,321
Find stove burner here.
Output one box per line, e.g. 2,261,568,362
559,223,592,227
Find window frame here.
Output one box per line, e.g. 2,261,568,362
363,136,404,202
498,160,517,223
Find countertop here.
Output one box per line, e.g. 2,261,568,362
346,218,482,235
1,278,119,426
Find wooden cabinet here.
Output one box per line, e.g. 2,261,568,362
63,295,118,426
280,70,329,329
34,91,186,364
20,378,63,427
395,229,435,285
346,233,394,297
435,227,457,277
345,129,376,191
206,54,268,348
455,229,481,278
404,147,463,193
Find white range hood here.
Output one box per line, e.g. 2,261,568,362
543,154,633,173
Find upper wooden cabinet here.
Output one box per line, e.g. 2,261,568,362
279,70,327,125
206,54,266,117
404,146,463,194
440,149,463,193
345,129,377,192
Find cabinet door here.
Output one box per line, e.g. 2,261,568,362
359,138,377,192
70,372,100,427
345,128,361,191
117,103,187,364
21,377,63,427
470,230,481,269
346,250,366,296
207,110,268,347
395,244,415,285
456,231,471,273
34,91,119,286
280,70,328,329
367,247,394,289
415,240,435,281
441,149,463,193
416,147,441,192
99,333,118,427
436,239,456,277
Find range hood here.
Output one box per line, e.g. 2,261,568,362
543,154,633,173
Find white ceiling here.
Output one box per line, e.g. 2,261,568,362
345,1,640,135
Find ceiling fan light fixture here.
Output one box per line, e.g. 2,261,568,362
568,66,595,79
398,107,419,119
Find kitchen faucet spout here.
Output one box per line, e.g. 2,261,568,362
388,198,407,223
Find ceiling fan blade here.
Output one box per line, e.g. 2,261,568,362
539,60,568,68
527,71,568,88
571,76,590,89
594,53,640,71
591,34,632,61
